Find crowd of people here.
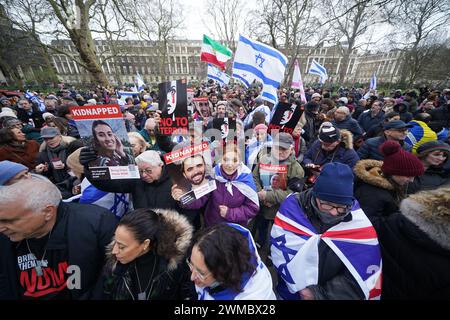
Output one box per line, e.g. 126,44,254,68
0,81,449,300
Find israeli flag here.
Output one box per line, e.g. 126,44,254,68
25,91,46,112
370,72,377,90
232,35,288,105
308,59,328,84
136,72,145,92
207,63,230,86
118,91,139,102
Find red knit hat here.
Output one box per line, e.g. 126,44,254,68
380,141,424,177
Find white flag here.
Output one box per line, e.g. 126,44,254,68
291,59,307,103
232,35,288,105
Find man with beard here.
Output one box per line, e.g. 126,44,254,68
182,154,207,189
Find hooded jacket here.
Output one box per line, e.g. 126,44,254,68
371,187,450,299
332,115,363,140
303,129,360,168
357,135,412,161
101,209,196,300
353,159,405,219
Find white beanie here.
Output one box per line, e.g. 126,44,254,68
0,108,17,119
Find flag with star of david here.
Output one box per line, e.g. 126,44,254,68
232,35,288,105
270,193,382,300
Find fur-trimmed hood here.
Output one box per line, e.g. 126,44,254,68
399,187,450,251
106,208,193,272
340,129,353,149
353,159,394,190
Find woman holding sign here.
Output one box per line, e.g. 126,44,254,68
91,120,134,167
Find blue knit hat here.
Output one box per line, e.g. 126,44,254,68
0,161,28,186
312,162,354,205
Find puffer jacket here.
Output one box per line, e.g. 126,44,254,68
101,209,196,300
303,129,360,168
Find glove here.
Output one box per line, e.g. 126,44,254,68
79,147,97,167
288,177,306,193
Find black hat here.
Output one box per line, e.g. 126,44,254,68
383,120,413,130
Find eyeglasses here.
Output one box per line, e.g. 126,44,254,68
186,258,211,281
138,168,153,176
318,199,350,214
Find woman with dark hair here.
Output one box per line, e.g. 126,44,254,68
188,223,276,300
408,140,450,193
101,208,195,300
91,120,134,166
0,118,39,170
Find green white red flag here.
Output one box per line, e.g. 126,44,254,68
200,34,232,70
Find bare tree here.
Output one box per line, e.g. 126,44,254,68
203,0,245,52
387,0,450,86
128,0,184,81
3,0,59,86
245,0,331,85
324,0,385,84
90,0,133,85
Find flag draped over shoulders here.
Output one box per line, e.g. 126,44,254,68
271,194,382,300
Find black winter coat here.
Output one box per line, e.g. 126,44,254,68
370,191,450,299
0,201,117,300
86,166,198,224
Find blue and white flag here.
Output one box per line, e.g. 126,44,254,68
25,91,46,112
271,194,382,300
118,91,139,102
308,59,328,84
370,72,377,90
207,63,230,86
136,72,145,92
64,178,130,219
232,35,288,105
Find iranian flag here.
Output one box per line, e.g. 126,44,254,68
200,35,232,70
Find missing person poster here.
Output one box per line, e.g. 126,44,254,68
158,79,189,135
70,104,139,180
268,102,303,134
212,117,236,142
163,142,216,206
259,163,288,191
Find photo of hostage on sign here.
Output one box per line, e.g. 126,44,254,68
158,79,189,135
259,163,288,191
70,104,139,180
164,141,216,206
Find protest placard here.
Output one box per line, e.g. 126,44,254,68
259,163,288,190
268,102,303,134
163,142,216,206
70,104,139,180
158,79,189,135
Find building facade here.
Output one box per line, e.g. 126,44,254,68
50,38,405,88
51,39,207,86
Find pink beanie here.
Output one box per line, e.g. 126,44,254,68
254,124,268,133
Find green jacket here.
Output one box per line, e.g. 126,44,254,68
253,152,305,220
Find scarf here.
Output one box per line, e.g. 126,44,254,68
196,223,276,300
271,194,382,300
214,163,259,206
